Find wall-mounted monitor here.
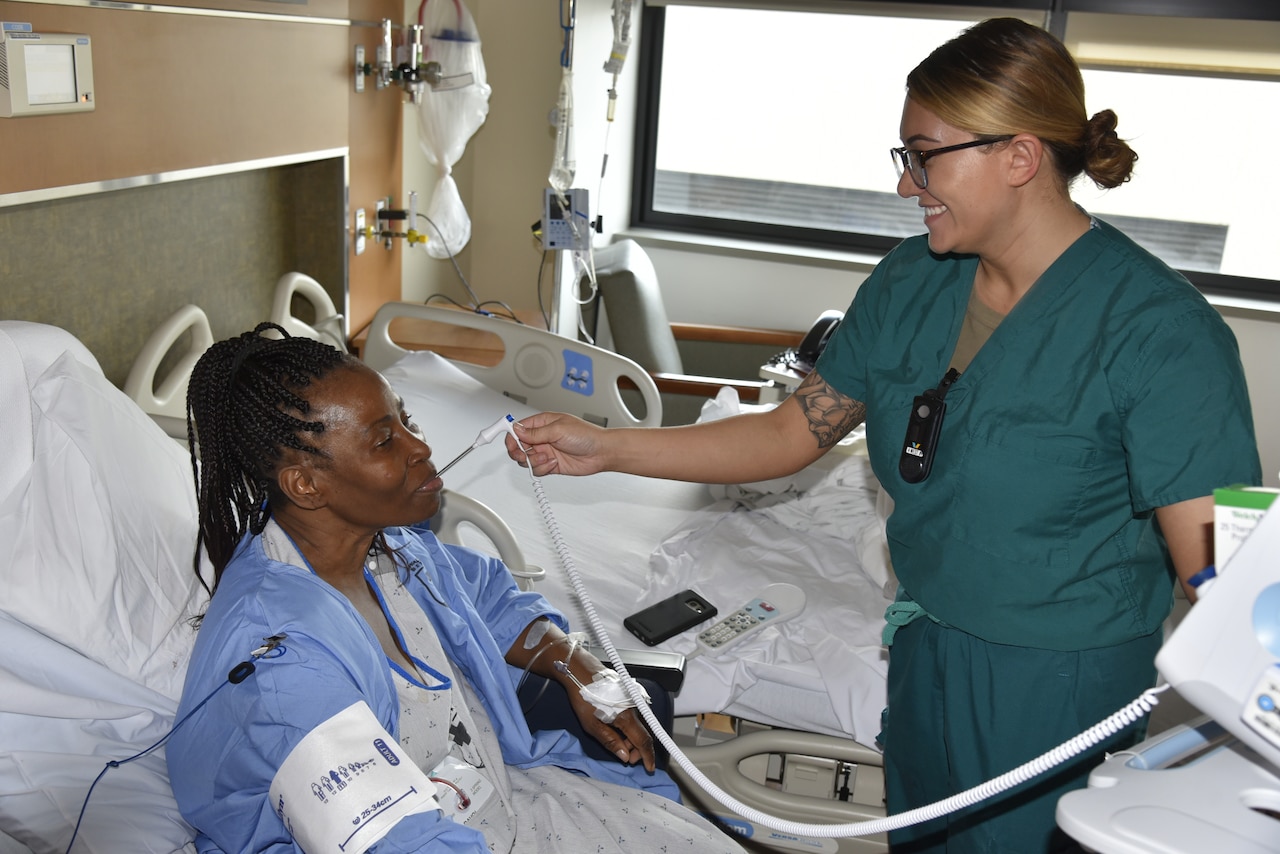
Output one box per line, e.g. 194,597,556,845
1,25,94,118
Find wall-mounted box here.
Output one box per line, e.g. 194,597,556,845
1,24,94,117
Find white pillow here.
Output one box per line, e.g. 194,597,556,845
0,323,98,504
0,350,205,696
0,324,205,851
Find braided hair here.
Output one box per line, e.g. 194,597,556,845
187,322,352,593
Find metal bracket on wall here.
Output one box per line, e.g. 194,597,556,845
375,199,392,250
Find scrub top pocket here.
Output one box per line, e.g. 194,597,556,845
946,429,1097,568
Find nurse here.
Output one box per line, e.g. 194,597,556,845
507,17,1261,853
166,325,745,854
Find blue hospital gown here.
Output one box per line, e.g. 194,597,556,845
167,521,743,853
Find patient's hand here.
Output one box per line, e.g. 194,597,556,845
560,651,658,773
507,413,609,478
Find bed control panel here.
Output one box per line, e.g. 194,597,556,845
695,583,806,656
560,349,594,396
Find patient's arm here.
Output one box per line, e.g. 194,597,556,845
506,618,658,772
1155,494,1215,603
509,369,866,485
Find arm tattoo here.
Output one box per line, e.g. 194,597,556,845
794,372,867,450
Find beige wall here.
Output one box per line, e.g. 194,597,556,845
0,160,345,386
402,0,638,322
348,0,408,334
1221,309,1280,488
1,0,403,351
0,0,348,194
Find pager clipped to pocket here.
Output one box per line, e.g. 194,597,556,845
898,368,960,484
624,589,718,646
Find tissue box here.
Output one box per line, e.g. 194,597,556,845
1214,485,1279,571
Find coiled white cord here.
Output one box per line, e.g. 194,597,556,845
510,430,1166,838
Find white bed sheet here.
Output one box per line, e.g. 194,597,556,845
382,351,893,748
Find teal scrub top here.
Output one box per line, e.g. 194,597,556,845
816,219,1260,651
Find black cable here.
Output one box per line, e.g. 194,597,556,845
415,212,481,308
414,214,526,325
536,250,552,331
426,293,475,311
422,293,524,325
474,301,523,324
65,639,287,854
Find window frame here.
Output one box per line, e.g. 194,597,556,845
629,0,1280,300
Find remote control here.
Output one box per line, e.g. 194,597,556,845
694,583,806,655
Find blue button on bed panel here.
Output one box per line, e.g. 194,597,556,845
561,350,594,397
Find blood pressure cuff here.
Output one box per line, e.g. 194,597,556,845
268,701,439,854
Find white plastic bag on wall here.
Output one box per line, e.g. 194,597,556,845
416,0,491,259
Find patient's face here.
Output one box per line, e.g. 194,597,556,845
300,363,442,529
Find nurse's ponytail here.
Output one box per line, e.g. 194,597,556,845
1082,109,1137,190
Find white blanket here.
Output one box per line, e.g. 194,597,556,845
383,352,893,748
640,453,892,746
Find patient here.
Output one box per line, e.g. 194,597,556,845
166,324,744,854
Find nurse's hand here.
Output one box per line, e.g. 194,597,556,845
506,413,609,478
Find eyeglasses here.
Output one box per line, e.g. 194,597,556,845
890,136,1014,190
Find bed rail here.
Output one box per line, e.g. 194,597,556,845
431,489,544,590
362,302,663,428
270,272,347,352
123,303,214,439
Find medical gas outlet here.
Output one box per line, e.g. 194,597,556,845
354,193,431,255
353,20,443,103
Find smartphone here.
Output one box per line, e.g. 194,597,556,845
623,589,718,647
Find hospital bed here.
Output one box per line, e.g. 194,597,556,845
0,294,896,852
363,303,896,850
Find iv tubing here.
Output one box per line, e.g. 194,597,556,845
508,429,1169,839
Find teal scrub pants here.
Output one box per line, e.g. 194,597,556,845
882,618,1161,853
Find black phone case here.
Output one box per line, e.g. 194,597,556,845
623,590,718,646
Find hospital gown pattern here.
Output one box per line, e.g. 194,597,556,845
376,560,744,853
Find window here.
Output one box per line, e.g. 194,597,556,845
1065,12,1280,290
632,2,1280,296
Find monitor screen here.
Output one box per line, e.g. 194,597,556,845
24,43,77,105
